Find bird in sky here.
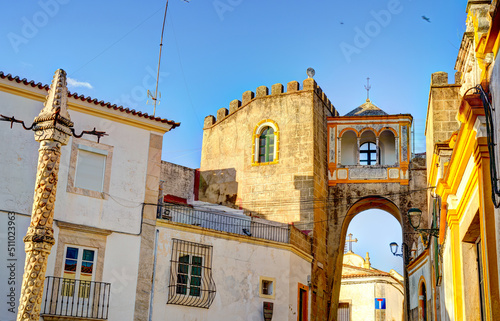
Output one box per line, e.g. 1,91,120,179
422,16,431,23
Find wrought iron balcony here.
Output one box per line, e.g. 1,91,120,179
41,276,110,319
157,203,290,243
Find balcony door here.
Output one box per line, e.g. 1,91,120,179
61,246,97,316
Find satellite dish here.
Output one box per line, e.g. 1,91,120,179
307,67,315,78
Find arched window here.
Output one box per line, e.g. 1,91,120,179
340,130,357,165
379,130,396,165
252,120,279,165
259,127,275,163
360,142,376,165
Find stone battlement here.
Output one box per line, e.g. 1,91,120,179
204,78,336,128
431,71,462,86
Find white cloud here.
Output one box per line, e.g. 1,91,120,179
67,77,93,89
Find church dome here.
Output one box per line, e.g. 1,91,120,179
345,99,388,116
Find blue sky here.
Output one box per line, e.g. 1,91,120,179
0,0,467,274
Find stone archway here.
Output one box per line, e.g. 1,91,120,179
323,181,426,321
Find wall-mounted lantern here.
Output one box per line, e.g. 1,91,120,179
407,208,439,237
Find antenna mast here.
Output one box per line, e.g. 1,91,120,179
152,0,169,116
364,77,371,100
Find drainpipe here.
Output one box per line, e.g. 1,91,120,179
149,229,160,321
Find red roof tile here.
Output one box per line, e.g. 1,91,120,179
0,71,180,128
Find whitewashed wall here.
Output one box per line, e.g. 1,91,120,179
0,89,155,320
152,226,311,321
339,276,403,321
408,259,431,311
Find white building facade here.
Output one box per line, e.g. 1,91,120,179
0,71,177,321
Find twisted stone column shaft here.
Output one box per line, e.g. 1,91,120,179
17,141,61,321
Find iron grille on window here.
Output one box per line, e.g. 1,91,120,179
167,239,216,308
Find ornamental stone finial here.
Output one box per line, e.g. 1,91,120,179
33,69,73,144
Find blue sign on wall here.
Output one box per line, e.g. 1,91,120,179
375,298,386,310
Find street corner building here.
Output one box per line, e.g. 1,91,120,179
0,69,178,321
419,0,500,320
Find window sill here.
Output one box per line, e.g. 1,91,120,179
67,185,108,199
252,160,279,166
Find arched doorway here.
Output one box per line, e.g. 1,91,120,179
418,278,427,321
337,209,404,321
325,192,419,321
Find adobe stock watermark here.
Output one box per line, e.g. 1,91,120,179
213,0,243,21
5,212,17,315
109,267,136,294
7,0,71,53
113,66,169,112
340,0,404,63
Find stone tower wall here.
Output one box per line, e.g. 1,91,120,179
199,78,334,226
425,71,462,171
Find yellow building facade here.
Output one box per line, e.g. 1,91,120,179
425,1,500,320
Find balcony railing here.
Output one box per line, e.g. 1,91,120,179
41,276,111,319
157,203,290,243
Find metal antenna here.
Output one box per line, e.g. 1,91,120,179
364,77,371,100
151,0,169,117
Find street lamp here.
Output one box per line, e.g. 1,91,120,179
407,208,439,238
389,242,410,264
390,241,411,321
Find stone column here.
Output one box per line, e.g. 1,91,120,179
395,137,399,166
376,137,380,165
337,137,342,165
17,69,72,321
356,137,360,165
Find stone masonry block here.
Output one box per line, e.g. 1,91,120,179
229,99,241,114
149,133,163,150
303,78,317,91
242,90,255,105
431,72,449,86
216,108,228,122
204,115,215,127
287,80,299,92
454,71,462,84
256,86,269,97
271,83,283,95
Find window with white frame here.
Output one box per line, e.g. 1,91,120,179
62,246,97,298
75,145,107,192
167,239,216,308
67,138,113,199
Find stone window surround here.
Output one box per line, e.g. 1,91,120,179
53,221,112,283
259,276,276,299
67,137,113,199
252,119,280,166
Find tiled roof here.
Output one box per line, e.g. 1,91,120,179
0,71,180,128
345,99,388,116
342,264,392,278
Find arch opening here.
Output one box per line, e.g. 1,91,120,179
336,197,406,321
340,130,357,165
379,130,396,165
